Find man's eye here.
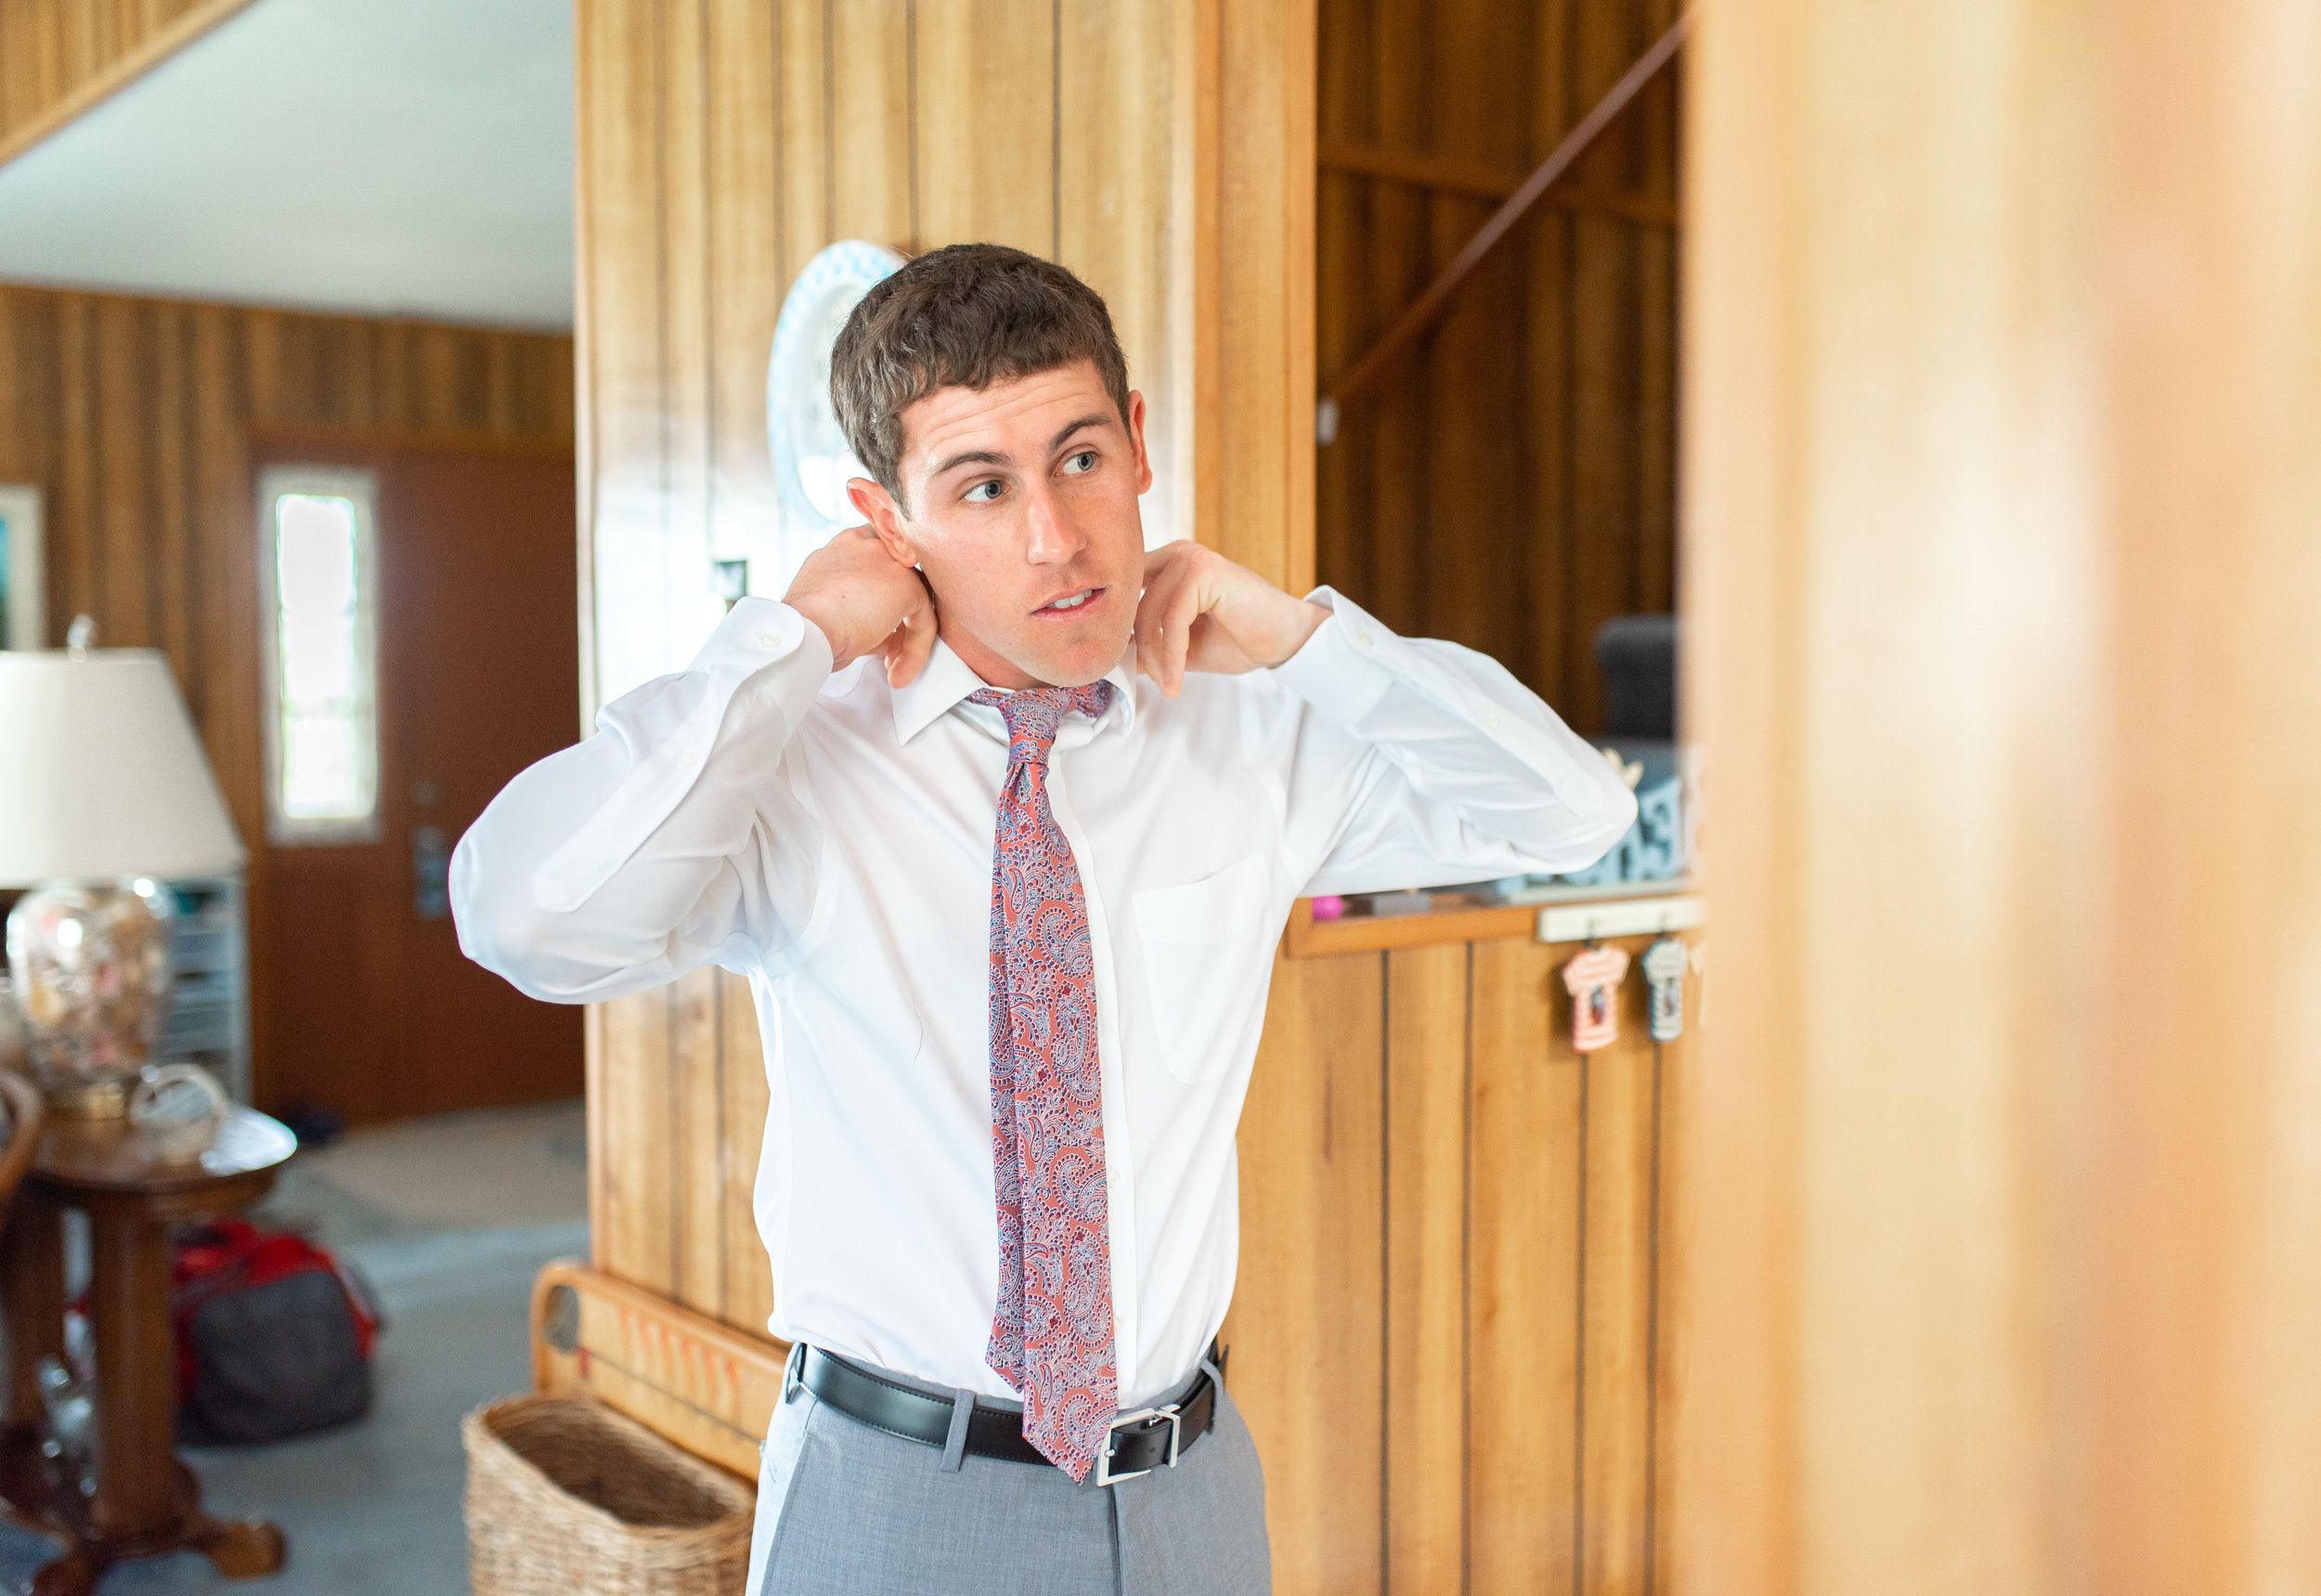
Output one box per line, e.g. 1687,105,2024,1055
1063,450,1098,474
966,479,1004,502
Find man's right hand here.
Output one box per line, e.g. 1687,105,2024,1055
784,526,940,687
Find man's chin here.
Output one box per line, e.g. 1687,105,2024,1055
1007,628,1133,691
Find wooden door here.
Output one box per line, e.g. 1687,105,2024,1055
253,437,582,1126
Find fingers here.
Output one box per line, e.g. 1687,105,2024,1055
883,577,940,689
1134,552,1205,698
1161,568,1204,696
1134,552,1188,692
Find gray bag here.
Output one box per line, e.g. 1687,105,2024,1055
174,1223,381,1445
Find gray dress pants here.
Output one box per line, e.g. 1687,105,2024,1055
746,1352,1271,1596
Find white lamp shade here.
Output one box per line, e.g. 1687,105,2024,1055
0,649,245,883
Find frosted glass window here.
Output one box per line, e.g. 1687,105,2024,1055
260,469,379,843
0,483,40,651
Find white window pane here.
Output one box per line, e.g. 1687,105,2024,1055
280,608,357,708
280,714,367,820
277,497,357,615
264,474,376,841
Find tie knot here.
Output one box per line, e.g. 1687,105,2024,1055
968,681,1114,768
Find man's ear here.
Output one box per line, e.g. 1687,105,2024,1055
846,477,919,567
1125,390,1154,497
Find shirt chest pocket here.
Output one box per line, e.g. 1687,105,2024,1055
1133,854,1275,1084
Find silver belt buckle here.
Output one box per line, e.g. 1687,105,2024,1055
1093,1402,1182,1487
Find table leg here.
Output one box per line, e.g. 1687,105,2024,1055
0,1190,64,1433
85,1212,174,1538
69,1212,283,1583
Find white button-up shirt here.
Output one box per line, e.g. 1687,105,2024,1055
450,585,1634,1407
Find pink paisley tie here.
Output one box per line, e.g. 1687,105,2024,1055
969,682,1118,1481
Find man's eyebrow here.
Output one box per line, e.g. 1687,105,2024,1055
1048,413,1114,451
926,413,1117,483
927,447,1012,481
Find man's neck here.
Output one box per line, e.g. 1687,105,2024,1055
939,616,1044,691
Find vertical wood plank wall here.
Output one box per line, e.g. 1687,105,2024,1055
574,0,1314,1335
0,0,257,159
1316,0,1679,733
0,281,575,1105
1230,931,1687,1595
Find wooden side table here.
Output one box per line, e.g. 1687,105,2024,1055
0,1106,297,1594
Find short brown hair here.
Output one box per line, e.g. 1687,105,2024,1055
830,243,1131,508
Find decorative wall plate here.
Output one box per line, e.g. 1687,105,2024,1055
767,240,905,544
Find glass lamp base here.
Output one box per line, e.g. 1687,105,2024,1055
2,879,175,1116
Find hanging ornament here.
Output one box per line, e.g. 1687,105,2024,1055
1562,942,1630,1054
1642,935,1689,1043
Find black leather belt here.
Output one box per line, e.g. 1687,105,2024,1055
794,1343,1222,1486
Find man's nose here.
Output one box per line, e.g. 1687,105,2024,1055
1023,484,1086,564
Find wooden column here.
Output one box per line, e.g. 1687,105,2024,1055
1681,0,2321,1590
574,0,1316,1340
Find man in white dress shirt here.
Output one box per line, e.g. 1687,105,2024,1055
451,243,1634,1595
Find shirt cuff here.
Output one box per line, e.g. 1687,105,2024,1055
530,597,831,914
1269,586,1411,725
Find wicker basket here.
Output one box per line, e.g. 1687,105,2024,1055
464,1395,754,1596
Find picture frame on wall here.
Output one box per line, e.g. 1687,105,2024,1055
0,485,42,650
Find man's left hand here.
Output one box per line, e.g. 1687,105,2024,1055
1133,540,1329,698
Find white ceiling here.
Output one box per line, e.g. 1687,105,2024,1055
0,0,574,331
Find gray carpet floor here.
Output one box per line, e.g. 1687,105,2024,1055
0,1100,588,1594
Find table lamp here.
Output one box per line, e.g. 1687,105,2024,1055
0,621,245,1116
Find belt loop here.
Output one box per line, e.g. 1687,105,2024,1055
940,1389,975,1473
784,1341,807,1404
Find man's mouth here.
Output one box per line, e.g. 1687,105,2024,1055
1034,588,1101,616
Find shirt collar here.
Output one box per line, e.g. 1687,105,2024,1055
888,637,1138,746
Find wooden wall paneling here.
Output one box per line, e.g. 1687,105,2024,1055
1577,934,1660,1594
149,304,195,680
97,299,149,646
1057,0,1179,548
591,987,678,1297
825,1,914,251
1224,949,1386,1595
671,968,726,1320
1627,0,1679,630
1351,0,1433,642
718,970,774,1337
1313,0,1679,731
1652,1005,1688,1594
1309,0,1371,611
1204,0,1316,591
51,296,97,640
1421,0,1536,670
660,0,714,646
0,0,258,169
774,1,830,290
914,0,1056,257
1559,4,1638,740
1524,1,1578,711
706,0,782,588
1382,942,1469,1593
1467,936,1582,1591
576,0,682,716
